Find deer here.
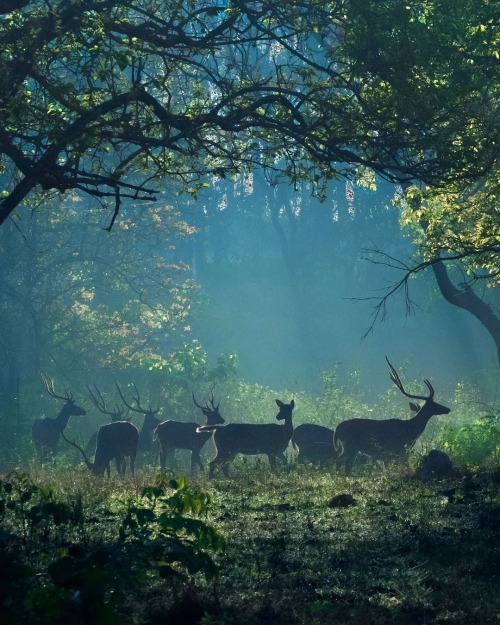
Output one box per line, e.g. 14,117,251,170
198,399,295,478
32,374,87,459
333,358,450,475
116,382,161,452
292,423,338,467
153,392,225,473
85,384,129,455
292,404,420,468
62,421,139,477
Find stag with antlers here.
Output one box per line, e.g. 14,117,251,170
333,358,450,475
153,391,225,473
32,374,86,459
116,382,161,452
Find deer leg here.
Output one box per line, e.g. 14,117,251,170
191,451,204,473
210,453,233,478
130,455,136,476
208,454,225,479
159,448,166,472
276,452,287,466
344,449,358,476
160,446,175,472
269,453,287,471
221,457,234,478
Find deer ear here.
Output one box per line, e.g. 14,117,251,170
290,399,295,408
409,402,420,413
276,399,284,408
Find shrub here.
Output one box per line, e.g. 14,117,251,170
436,414,500,468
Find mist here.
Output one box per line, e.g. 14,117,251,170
188,175,498,401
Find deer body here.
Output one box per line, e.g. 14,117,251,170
334,358,450,475
63,421,139,477
93,421,139,476
32,375,86,459
154,393,225,472
292,423,338,465
201,399,295,478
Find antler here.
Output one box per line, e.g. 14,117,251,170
87,384,127,419
193,390,220,412
87,384,112,415
385,357,434,401
192,392,207,411
116,382,159,415
42,373,72,402
60,430,92,469
209,390,220,411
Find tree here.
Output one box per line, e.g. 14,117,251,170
335,0,500,364
1,0,498,229
400,167,500,366
0,192,196,409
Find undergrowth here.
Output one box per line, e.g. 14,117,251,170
1,464,499,625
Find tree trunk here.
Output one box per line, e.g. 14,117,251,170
432,259,500,367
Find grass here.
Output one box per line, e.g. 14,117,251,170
1,459,499,625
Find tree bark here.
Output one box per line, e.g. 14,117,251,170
432,259,500,367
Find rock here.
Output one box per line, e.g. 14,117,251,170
416,450,454,480
328,493,357,508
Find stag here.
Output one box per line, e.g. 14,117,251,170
62,421,139,477
32,374,86,459
199,399,295,478
85,384,129,454
116,382,161,452
153,392,225,473
292,423,338,467
333,358,450,475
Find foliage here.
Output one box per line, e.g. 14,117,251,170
119,474,224,582
401,166,500,286
0,195,195,374
1,0,498,228
0,471,222,624
436,414,500,468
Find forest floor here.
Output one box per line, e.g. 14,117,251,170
1,460,499,625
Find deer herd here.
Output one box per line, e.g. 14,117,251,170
32,359,450,478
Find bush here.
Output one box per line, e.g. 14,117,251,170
436,414,500,468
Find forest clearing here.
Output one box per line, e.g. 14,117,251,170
1,462,499,625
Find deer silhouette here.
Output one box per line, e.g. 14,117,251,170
292,423,338,466
199,399,295,478
334,358,450,475
62,421,139,477
153,392,225,473
32,374,86,459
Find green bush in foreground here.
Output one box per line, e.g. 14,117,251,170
0,472,223,625
436,414,500,468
